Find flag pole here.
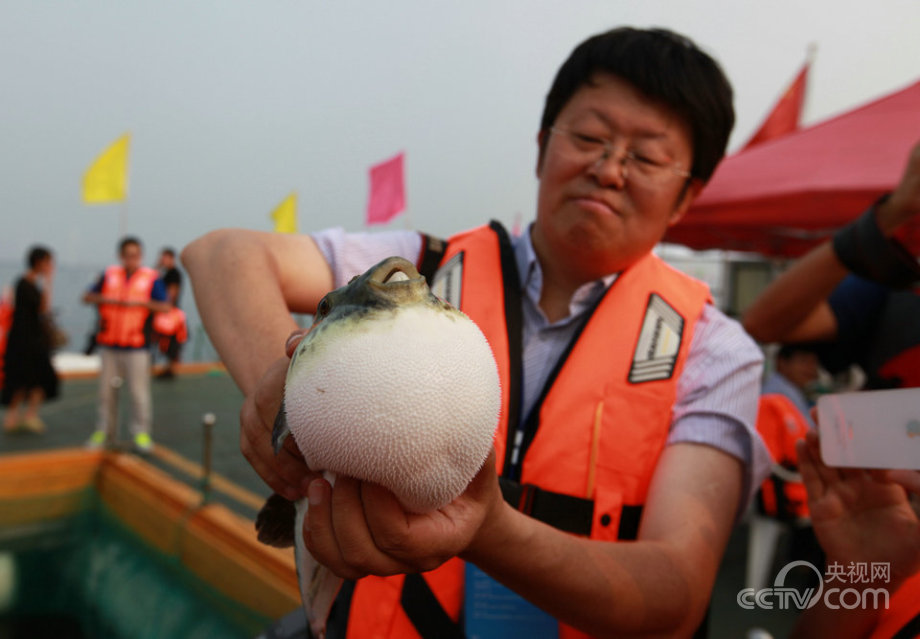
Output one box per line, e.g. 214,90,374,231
119,200,128,239
402,152,410,230
806,42,818,65
122,132,131,238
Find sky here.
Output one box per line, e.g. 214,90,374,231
2,0,920,268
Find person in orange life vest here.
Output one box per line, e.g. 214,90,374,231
0,287,11,389
790,432,920,639
152,305,188,372
152,247,186,380
755,394,812,520
183,27,770,637
82,237,170,454
743,142,920,390
757,345,820,518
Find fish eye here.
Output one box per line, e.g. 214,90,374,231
316,297,331,319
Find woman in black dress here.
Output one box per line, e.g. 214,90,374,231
2,246,59,433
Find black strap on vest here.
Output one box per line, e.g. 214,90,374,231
504,283,612,482
488,220,525,472
417,233,448,284
498,476,595,536
312,579,355,639
617,504,643,541
490,218,613,482
401,573,465,639
497,478,643,541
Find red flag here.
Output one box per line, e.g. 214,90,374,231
743,61,810,150
366,151,406,225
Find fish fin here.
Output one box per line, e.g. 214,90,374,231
255,493,297,548
271,404,290,455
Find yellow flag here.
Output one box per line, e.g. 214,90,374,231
270,192,298,234
83,134,130,203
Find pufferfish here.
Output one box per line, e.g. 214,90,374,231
255,256,501,639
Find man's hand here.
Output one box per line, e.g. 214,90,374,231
796,432,920,582
303,450,500,579
240,329,318,501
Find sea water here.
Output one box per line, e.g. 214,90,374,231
0,491,269,639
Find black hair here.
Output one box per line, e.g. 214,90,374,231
540,26,735,183
160,247,176,258
27,245,52,269
119,236,143,254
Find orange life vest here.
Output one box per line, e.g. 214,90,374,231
0,289,12,388
153,307,188,343
755,394,811,520
869,570,920,639
345,222,712,639
96,265,159,348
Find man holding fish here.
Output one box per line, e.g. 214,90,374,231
185,26,770,639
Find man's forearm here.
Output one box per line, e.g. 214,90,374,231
462,445,739,637
741,242,847,343
463,503,706,637
182,229,302,395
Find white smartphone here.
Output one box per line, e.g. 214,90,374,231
816,388,920,470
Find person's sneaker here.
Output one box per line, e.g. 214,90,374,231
86,430,107,450
155,369,176,380
133,432,154,455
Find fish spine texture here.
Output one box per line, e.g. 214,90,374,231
284,304,500,513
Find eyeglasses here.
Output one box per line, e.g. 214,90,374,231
549,126,691,186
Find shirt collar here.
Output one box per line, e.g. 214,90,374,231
512,224,617,324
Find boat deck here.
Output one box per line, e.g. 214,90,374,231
2,366,268,518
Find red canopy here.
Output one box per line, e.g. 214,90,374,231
665,79,920,257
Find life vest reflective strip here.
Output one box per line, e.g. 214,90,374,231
345,222,711,639
153,307,188,342
869,571,920,639
755,394,810,520
96,266,158,348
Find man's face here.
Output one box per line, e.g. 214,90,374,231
121,243,143,272
532,73,701,281
159,252,175,269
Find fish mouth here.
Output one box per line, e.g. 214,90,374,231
368,256,424,287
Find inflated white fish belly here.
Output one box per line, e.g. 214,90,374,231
284,305,501,513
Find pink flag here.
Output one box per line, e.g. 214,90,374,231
366,151,406,225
